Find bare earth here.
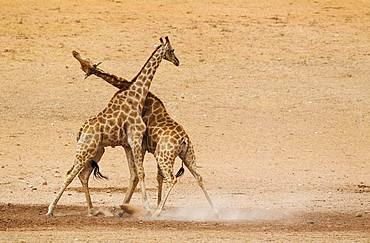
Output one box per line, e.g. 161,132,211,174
0,0,370,242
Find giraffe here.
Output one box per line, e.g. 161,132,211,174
46,37,179,217
72,51,216,217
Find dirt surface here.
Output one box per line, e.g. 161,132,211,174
1,204,370,242
0,0,370,241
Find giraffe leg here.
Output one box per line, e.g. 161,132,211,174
47,131,99,217
181,143,216,213
152,154,176,217
185,163,215,210
78,162,94,211
128,128,149,210
46,161,85,217
78,146,105,215
122,146,138,204
156,166,163,207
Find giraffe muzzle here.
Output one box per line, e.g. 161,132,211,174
173,57,180,66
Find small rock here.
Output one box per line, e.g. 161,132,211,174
355,212,362,217
42,181,47,186
28,184,33,188
32,187,37,191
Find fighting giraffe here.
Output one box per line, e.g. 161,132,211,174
72,51,215,217
46,37,179,217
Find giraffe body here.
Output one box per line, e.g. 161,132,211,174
46,37,179,217
72,50,215,216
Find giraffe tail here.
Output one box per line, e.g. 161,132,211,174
175,162,185,178
180,137,202,170
175,137,190,178
91,160,108,180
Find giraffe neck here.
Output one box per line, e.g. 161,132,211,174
93,68,131,90
128,44,166,110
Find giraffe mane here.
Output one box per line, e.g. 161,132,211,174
130,44,163,83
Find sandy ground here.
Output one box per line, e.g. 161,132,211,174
0,0,370,241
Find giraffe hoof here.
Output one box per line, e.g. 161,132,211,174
88,208,101,217
152,210,161,218
46,212,54,218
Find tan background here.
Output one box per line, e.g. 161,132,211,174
0,0,369,241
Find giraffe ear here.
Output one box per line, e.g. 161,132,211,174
165,36,170,43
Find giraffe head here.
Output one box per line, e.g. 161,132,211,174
160,36,179,66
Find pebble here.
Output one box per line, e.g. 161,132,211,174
355,212,362,217
42,181,48,186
